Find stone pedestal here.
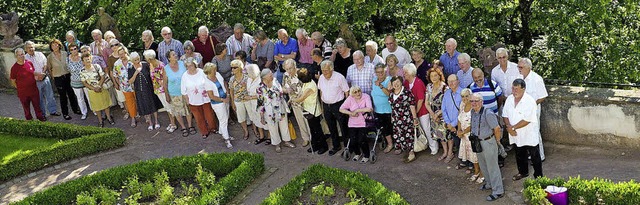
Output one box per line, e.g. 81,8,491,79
0,47,17,88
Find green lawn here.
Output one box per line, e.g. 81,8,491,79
0,133,61,165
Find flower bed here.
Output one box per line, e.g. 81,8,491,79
262,164,408,205
12,152,264,204
0,117,126,182
523,176,640,204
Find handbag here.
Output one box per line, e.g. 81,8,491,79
257,56,275,71
94,65,113,90
470,107,485,153
288,121,297,140
364,111,377,128
413,125,429,152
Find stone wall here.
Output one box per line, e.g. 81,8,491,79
0,45,50,88
541,85,640,149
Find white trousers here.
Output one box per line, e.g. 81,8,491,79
72,87,88,115
267,118,291,145
291,105,311,141
211,103,230,140
419,114,439,154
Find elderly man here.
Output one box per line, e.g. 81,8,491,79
518,58,548,161
192,26,219,63
311,31,333,59
296,28,315,69
471,93,504,201
24,41,59,116
89,29,110,62
11,48,46,121
318,60,350,156
491,48,520,101
439,38,461,77
442,74,463,155
381,35,411,67
274,29,298,83
226,23,255,60
310,48,324,81
503,79,543,181
346,51,374,94
470,68,502,113
157,27,184,65
457,53,475,88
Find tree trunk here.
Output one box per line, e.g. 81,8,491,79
519,0,534,57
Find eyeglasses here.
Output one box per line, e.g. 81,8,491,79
231,66,240,69
70,48,77,51
470,100,481,103
461,95,469,98
353,90,362,93
497,56,507,59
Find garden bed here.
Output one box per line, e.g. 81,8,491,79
0,117,126,182
0,133,60,164
12,152,264,205
262,164,409,205
523,176,640,204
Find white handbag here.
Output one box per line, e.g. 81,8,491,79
413,125,429,152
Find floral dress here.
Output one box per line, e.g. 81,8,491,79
229,74,249,102
150,61,166,95
457,103,477,163
427,83,448,140
256,81,289,123
389,88,416,151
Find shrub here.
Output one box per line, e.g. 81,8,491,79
262,164,408,205
523,176,640,205
0,117,125,182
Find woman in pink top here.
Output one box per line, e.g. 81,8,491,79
339,85,373,163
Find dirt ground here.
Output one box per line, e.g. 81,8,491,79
1,90,639,205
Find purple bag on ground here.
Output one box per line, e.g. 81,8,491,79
545,186,568,205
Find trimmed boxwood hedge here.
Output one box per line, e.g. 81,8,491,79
12,152,264,205
261,164,409,205
0,117,126,182
523,176,640,205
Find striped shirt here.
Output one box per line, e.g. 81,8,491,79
225,33,255,58
470,79,502,113
157,39,184,65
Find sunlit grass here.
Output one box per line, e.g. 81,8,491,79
0,133,62,165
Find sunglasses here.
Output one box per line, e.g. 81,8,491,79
110,44,119,48
70,48,78,51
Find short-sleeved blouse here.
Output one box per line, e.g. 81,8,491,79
229,74,249,102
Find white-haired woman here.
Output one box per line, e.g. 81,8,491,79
246,64,268,144
339,85,374,163
129,52,163,131
228,59,253,140
103,31,116,57
181,58,219,139
331,39,353,76
164,49,196,137
257,69,294,153
364,40,383,65
204,63,233,148
283,59,310,147
144,49,175,132
458,88,483,183
180,41,203,68
141,30,158,59
64,30,83,54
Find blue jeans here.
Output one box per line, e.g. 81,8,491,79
37,76,58,114
275,69,284,84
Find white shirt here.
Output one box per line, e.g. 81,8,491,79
491,61,520,97
181,69,210,106
502,93,539,147
524,71,548,118
381,46,412,68
204,72,226,97
25,52,47,74
364,54,384,66
247,76,262,97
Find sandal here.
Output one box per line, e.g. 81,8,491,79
486,194,503,201
404,152,416,163
130,121,137,128
469,174,479,182
148,125,153,131
167,125,176,133
188,127,197,135
154,123,161,130
243,132,249,140
445,154,455,163
455,163,467,170
254,138,266,145
181,129,189,137
438,155,447,161
512,173,528,181
264,139,272,145
202,134,209,139
476,177,485,184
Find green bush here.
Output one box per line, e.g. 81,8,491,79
262,164,408,205
11,152,264,205
0,117,125,182
523,176,640,205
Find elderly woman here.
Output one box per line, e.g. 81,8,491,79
386,54,404,77
364,41,384,65
64,30,83,54
113,47,137,127
372,63,394,152
212,43,233,84
411,48,430,86
103,31,116,57
425,68,451,162
144,50,175,132
79,53,113,127
105,40,122,110
204,62,233,148
457,88,483,183
47,39,79,120
229,59,254,140
141,30,158,58
251,30,275,71
180,41,203,68
246,64,269,144
257,69,295,153
339,85,374,163
164,49,196,137
389,76,419,162
331,39,353,76
283,59,310,146
291,68,327,154
66,43,89,119
129,52,163,131
403,63,438,155
181,58,218,139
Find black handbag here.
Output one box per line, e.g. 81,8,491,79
470,107,485,153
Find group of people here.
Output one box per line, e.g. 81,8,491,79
10,23,548,202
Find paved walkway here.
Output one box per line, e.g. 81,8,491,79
1,90,639,204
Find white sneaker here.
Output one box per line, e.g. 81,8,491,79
226,140,233,149
81,114,87,120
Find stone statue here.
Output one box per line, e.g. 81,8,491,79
0,12,23,48
95,7,121,39
477,43,505,76
338,23,359,50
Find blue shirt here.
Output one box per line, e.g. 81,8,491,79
442,86,462,127
439,51,460,77
371,76,392,114
164,61,187,96
457,67,474,88
274,37,299,64
470,79,502,113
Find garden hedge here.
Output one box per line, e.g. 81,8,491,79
262,164,409,205
0,117,126,182
12,152,264,205
523,176,640,205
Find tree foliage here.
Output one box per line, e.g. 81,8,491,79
2,0,638,84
